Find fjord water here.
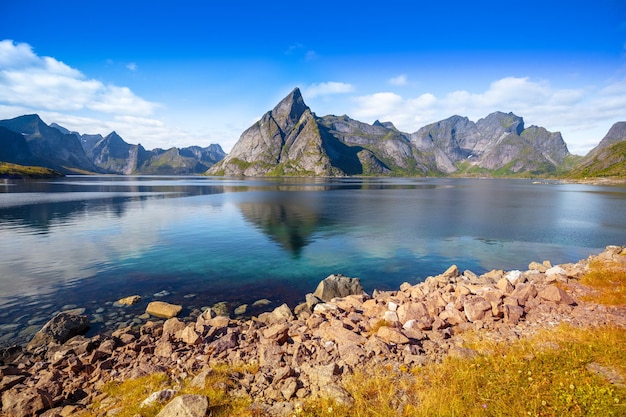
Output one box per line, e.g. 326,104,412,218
1,176,625,343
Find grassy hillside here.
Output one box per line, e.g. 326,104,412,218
568,141,626,179
0,162,64,179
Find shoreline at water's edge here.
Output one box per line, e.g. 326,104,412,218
1,245,625,416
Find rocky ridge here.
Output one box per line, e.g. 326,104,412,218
209,88,575,177
1,246,625,416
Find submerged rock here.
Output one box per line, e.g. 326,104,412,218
117,295,141,306
146,301,183,319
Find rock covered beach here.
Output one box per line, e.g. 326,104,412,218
1,246,625,417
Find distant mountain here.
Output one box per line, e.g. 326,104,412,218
0,116,226,175
411,112,571,175
209,88,573,177
568,122,626,178
85,131,227,175
0,115,101,174
0,126,40,166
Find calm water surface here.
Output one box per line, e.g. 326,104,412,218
0,176,624,345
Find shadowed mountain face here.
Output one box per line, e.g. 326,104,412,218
209,89,575,177
0,115,101,174
0,116,226,175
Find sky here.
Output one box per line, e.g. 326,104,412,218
0,1,625,155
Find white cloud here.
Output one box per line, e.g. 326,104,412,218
388,74,408,86
0,40,158,117
126,62,137,71
352,76,626,155
305,81,355,98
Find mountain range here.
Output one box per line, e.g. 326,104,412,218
209,88,594,177
1,88,625,178
0,115,226,175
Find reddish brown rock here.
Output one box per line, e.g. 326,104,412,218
463,297,492,322
538,285,576,305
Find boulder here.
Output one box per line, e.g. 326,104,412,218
505,270,524,285
528,261,548,273
117,295,141,305
376,326,410,345
313,274,364,302
442,264,459,280
396,301,429,324
463,297,492,322
538,285,575,305
140,389,178,408
146,301,183,319
545,266,567,282
178,325,202,345
258,304,293,324
27,312,89,352
1,387,53,417
162,318,186,340
155,394,208,417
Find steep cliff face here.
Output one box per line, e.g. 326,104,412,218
88,132,147,174
0,126,40,166
0,115,101,174
209,89,341,176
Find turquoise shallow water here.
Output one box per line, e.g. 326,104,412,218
0,176,624,343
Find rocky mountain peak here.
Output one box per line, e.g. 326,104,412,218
269,87,310,131
476,111,525,138
0,114,47,136
103,131,125,144
595,121,626,151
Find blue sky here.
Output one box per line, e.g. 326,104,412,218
0,1,625,154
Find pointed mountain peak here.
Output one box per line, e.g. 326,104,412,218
269,87,310,129
102,131,129,146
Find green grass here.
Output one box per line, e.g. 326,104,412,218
0,162,63,178
297,326,626,417
580,258,626,305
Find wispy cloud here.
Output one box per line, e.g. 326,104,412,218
305,81,355,98
388,74,408,86
126,62,137,71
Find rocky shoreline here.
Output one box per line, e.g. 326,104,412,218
1,246,625,417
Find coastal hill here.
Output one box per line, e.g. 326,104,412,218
567,121,626,178
208,88,580,177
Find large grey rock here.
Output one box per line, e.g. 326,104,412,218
155,394,208,417
27,312,89,352
313,274,364,302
